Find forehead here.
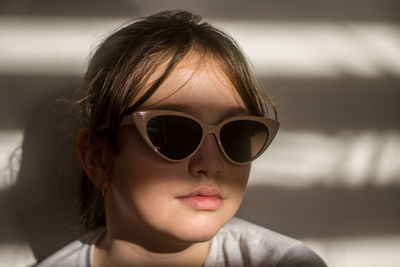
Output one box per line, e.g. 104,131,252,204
140,53,247,116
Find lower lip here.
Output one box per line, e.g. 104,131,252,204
178,196,223,211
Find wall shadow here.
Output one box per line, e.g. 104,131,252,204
4,87,83,262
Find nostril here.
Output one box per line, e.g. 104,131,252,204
197,170,207,175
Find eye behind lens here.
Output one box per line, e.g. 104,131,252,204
220,120,269,163
147,115,203,160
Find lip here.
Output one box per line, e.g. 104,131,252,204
177,187,223,211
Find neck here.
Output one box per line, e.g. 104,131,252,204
94,232,211,267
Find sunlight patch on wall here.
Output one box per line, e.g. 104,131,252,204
250,130,400,187
219,21,400,78
0,131,23,191
0,242,35,267
305,235,400,267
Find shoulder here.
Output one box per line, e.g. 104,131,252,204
275,242,328,267
206,217,327,267
217,217,303,252
35,227,105,267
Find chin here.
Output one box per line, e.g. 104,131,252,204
172,212,229,243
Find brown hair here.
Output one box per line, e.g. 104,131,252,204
76,10,277,231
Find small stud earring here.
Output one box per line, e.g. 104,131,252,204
101,180,107,197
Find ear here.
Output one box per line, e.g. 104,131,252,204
76,129,113,190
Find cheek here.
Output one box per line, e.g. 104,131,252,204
107,128,176,214
108,154,187,238
221,164,251,207
224,164,250,193
110,146,181,212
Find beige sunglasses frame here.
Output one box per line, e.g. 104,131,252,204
121,109,280,165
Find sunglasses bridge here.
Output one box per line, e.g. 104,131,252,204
198,124,224,148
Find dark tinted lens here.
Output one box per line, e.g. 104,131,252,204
147,115,202,160
220,120,269,163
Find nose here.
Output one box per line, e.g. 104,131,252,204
188,134,224,178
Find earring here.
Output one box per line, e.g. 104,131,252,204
101,180,107,197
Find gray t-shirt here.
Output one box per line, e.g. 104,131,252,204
36,217,327,267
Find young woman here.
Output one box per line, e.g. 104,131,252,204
37,10,327,267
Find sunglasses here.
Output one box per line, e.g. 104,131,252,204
121,110,279,165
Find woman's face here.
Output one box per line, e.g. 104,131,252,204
105,53,251,250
